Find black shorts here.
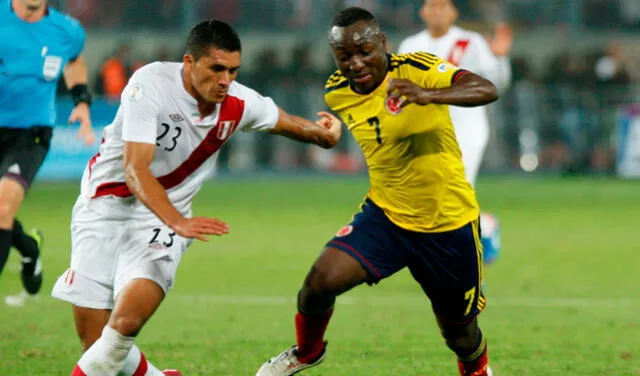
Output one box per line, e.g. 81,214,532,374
0,126,53,191
327,198,486,323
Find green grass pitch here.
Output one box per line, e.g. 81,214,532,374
0,176,639,375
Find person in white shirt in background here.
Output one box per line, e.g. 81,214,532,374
398,0,513,265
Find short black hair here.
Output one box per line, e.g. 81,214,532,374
186,19,241,60
331,7,377,27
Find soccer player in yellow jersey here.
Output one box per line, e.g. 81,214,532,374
256,7,498,376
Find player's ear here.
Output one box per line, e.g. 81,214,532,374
381,34,388,53
183,54,194,67
450,4,460,23
419,3,428,23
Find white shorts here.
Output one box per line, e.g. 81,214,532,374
52,197,192,310
450,107,491,187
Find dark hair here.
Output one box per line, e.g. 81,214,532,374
186,19,241,60
331,7,377,27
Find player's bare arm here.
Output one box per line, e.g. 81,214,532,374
63,54,95,145
387,72,498,108
123,141,229,241
268,108,342,149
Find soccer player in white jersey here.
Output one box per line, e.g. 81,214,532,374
51,19,342,376
397,0,513,264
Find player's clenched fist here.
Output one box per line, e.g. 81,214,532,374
316,111,342,145
387,79,433,107
172,217,230,241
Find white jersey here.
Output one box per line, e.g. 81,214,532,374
80,62,279,218
398,26,511,184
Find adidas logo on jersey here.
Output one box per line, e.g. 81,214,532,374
8,164,21,175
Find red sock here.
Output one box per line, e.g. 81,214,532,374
70,365,87,376
295,309,333,363
133,352,149,376
457,346,489,376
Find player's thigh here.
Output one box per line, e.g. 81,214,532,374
109,222,190,336
317,198,410,291
113,219,190,298
0,178,25,226
408,219,485,323
108,278,165,337
72,305,111,351
303,246,370,296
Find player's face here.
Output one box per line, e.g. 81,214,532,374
20,0,47,10
184,47,241,103
421,0,458,30
330,21,388,94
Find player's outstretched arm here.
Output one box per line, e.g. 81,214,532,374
63,55,95,145
268,108,342,149
388,73,498,108
124,141,229,241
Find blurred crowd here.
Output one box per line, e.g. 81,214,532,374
54,0,640,176
63,0,640,33
504,41,638,175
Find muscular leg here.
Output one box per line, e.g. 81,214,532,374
71,278,165,375
294,246,370,362
0,177,25,274
436,317,489,376
73,306,111,351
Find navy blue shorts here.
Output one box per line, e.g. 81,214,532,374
327,198,486,323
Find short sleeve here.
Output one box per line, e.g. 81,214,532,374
121,71,162,144
235,84,280,133
413,53,466,89
67,17,86,61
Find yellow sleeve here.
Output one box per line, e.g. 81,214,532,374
404,52,466,89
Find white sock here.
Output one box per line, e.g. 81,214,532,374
76,325,134,376
120,345,165,376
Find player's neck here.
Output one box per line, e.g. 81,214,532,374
12,0,47,22
427,26,450,39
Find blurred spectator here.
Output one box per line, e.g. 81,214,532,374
97,44,133,100
66,0,98,27
200,0,240,24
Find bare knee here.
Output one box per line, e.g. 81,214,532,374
302,264,341,297
0,201,16,229
0,178,25,228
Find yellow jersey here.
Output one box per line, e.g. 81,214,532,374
324,52,479,232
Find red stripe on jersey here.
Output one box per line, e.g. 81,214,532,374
447,39,470,66
92,95,245,199
88,138,105,180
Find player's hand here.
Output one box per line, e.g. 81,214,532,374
486,23,513,57
316,111,342,146
387,79,432,107
69,103,96,145
172,216,230,241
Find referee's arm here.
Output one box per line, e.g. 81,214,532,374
63,55,95,145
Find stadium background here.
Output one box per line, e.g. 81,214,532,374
2,1,640,375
